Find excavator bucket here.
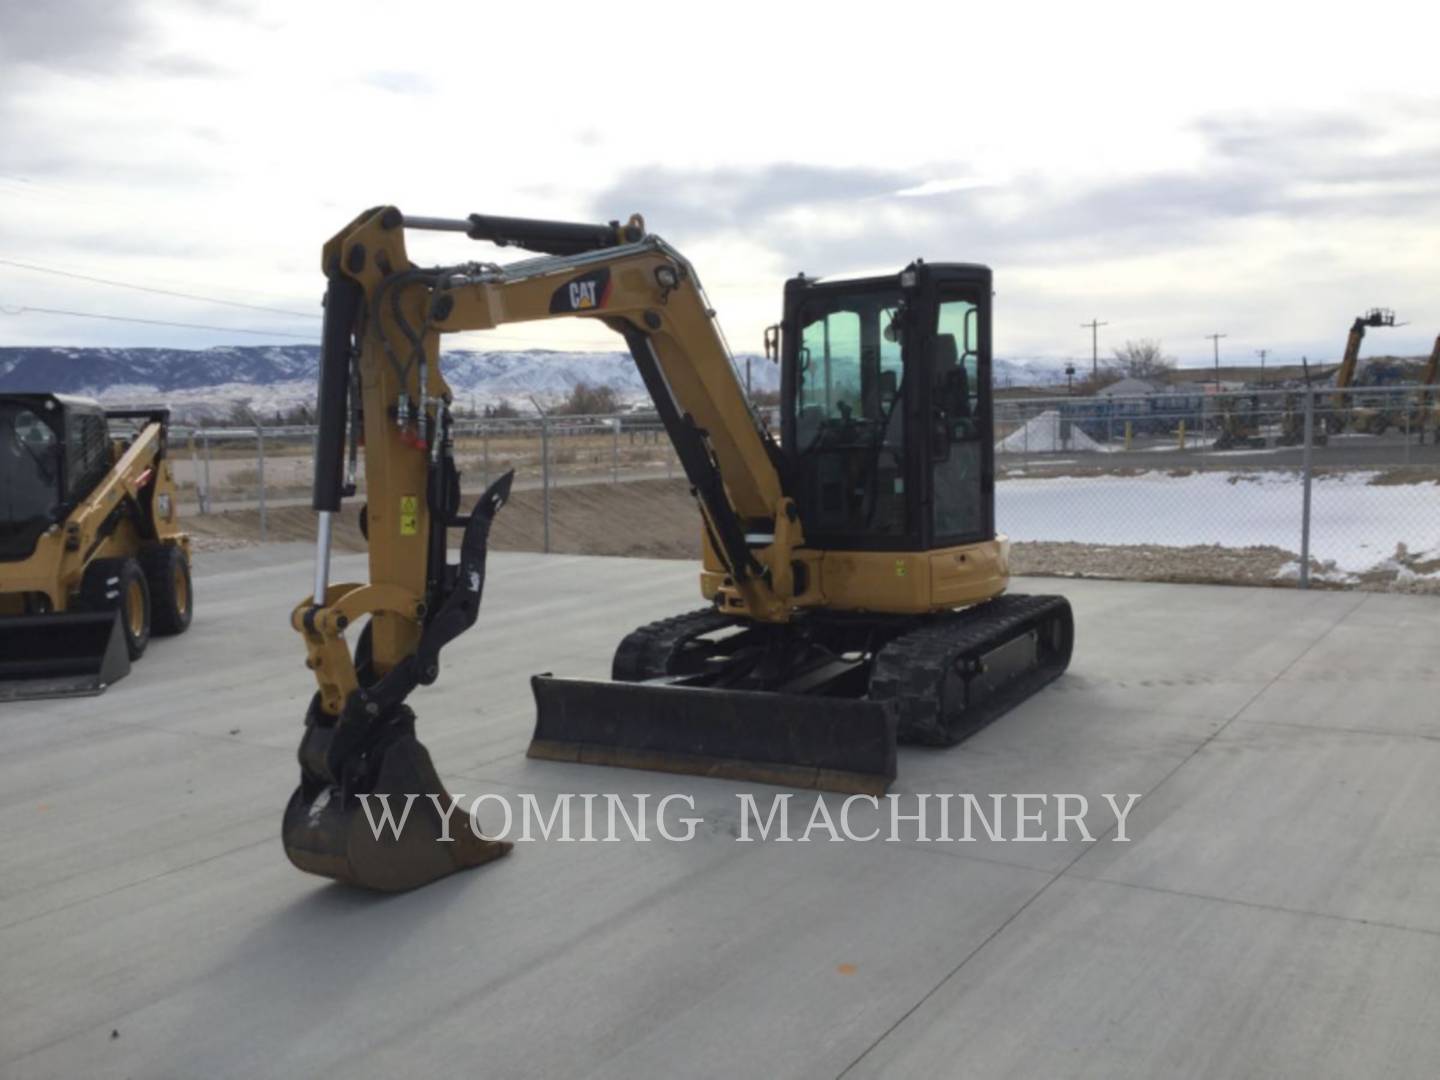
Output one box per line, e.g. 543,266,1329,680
528,676,897,795
282,702,511,892
282,472,518,892
0,610,131,702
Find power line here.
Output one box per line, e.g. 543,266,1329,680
0,258,321,319
0,259,631,349
0,303,317,339
0,302,628,350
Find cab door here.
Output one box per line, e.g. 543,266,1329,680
920,268,994,548
779,274,921,551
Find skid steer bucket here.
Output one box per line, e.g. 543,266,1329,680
0,610,131,703
528,676,897,795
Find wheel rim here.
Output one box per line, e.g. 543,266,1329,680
126,579,145,637
173,562,189,613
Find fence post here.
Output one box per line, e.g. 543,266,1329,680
482,422,490,487
188,433,207,514
540,413,551,554
1299,389,1314,589
202,431,213,508
256,425,267,543
1199,396,1209,469
612,416,620,483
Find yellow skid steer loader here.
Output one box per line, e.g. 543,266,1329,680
0,395,193,700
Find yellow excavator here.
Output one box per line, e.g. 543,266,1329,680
0,397,193,699
283,207,1073,891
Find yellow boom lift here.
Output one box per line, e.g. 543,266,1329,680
0,397,193,699
283,207,1073,890
1328,307,1398,434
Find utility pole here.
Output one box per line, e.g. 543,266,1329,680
1081,319,1108,378
1256,348,1268,386
1206,332,1227,390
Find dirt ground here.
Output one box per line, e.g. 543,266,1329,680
173,431,679,503
186,478,705,560
185,477,1436,594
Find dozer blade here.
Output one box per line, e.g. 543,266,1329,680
529,676,897,796
283,705,511,892
0,611,131,703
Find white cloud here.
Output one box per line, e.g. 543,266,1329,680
0,0,1437,365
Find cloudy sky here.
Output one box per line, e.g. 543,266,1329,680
2,0,1438,368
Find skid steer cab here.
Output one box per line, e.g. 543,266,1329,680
0,394,194,701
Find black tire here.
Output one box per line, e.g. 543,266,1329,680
141,543,193,636
81,556,151,660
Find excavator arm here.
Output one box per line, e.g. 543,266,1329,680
298,207,801,712
284,207,804,890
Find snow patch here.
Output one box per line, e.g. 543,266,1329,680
998,411,1104,453
998,469,1440,575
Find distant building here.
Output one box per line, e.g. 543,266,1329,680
1095,377,1157,397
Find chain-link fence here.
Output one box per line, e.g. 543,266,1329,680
171,413,686,542
168,389,1439,591
995,385,1440,590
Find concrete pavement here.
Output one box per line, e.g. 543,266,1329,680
2,550,1437,1078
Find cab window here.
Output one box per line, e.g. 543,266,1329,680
930,297,984,541
791,289,909,538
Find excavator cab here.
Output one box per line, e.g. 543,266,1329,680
780,264,994,552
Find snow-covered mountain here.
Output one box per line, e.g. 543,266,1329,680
0,345,753,420
993,357,1071,387
0,344,1065,421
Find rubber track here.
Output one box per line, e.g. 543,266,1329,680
869,594,1072,746
611,608,735,682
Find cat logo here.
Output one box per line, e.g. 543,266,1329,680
549,267,612,314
